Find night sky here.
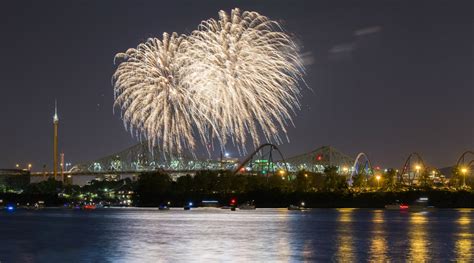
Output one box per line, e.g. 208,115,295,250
0,0,472,170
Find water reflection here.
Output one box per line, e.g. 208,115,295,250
2,208,474,262
369,210,388,261
408,212,429,262
335,208,356,262
456,210,472,262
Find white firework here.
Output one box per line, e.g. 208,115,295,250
178,8,304,153
113,32,206,156
113,9,305,156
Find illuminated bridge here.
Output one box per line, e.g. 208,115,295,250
67,143,355,176
28,143,471,187
68,143,246,175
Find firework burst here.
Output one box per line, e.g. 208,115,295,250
113,9,305,156
113,32,205,156
178,8,304,153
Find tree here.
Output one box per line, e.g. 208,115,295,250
418,170,433,189
193,171,219,193
216,172,232,194
293,171,310,192
267,174,287,191
351,173,368,192
450,167,464,189
308,172,325,191
175,174,193,193
323,166,348,192
230,174,248,193
383,169,398,191
135,172,172,205
24,178,63,195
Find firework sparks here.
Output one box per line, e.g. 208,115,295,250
178,8,304,153
113,32,205,156
113,9,305,156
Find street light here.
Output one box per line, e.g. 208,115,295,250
375,174,381,188
342,167,349,174
460,167,468,187
415,165,421,172
15,164,19,168
413,165,421,186
28,164,32,170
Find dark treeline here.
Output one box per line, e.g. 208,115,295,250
1,167,473,208
134,167,474,208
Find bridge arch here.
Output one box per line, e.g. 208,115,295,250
399,152,426,185
456,151,474,167
234,143,288,176
348,152,374,186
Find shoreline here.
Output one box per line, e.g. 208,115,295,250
2,190,473,209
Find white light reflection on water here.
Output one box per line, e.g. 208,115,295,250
1,208,474,262
105,208,293,262
368,210,388,262
408,212,429,261
456,209,473,262
334,208,356,262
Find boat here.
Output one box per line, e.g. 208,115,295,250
385,200,408,210
184,202,193,210
82,204,96,210
408,197,436,211
158,205,170,210
239,201,256,210
34,201,45,210
201,200,219,208
385,197,435,211
288,202,307,211
288,205,303,211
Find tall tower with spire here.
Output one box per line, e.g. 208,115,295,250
53,100,59,180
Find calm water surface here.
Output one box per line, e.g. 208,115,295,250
1,208,473,262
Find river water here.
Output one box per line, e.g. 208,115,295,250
1,208,473,262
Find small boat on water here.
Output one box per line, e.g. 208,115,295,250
184,202,193,210
385,197,435,212
385,200,408,210
239,201,256,210
158,205,170,210
288,202,307,211
201,200,219,208
288,205,303,211
82,204,96,210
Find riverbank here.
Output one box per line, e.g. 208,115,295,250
147,190,474,208
2,190,473,208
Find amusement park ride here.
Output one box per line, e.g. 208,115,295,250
31,141,471,188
